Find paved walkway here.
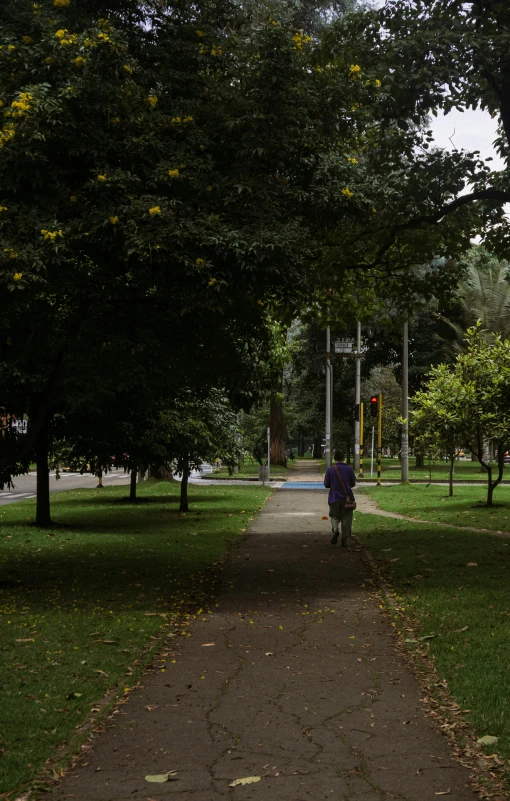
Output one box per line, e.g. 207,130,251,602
49,476,479,801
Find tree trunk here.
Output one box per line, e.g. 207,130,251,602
449,453,455,497
487,444,505,508
298,436,305,457
35,426,52,526
487,464,494,507
150,465,175,481
269,379,287,467
313,437,321,459
130,467,137,501
180,460,190,512
415,453,425,469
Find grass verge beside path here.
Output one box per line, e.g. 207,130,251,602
0,480,270,795
207,462,291,480
365,483,510,532
355,512,510,769
360,457,510,482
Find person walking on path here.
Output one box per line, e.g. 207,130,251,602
324,449,356,546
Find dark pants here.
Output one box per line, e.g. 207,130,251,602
329,501,353,543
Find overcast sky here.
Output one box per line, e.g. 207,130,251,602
368,0,504,172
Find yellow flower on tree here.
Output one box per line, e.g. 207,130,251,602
0,123,15,147
55,29,67,38
374,79,381,87
73,56,86,67
195,30,205,37
147,95,158,108
11,92,33,117
208,277,217,286
347,157,358,164
41,228,63,240
183,115,193,123
13,273,23,281
341,187,354,199
54,0,71,6
122,64,132,74
349,64,361,78
45,56,55,64
97,174,107,181
292,32,312,50
149,206,161,215
0,206,8,212
110,216,119,224
196,258,205,267
23,36,33,44
8,45,16,52
168,169,179,178
69,195,77,202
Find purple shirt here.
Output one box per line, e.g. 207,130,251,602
324,462,356,504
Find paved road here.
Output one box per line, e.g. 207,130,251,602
0,469,131,507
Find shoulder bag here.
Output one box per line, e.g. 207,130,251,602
333,464,357,510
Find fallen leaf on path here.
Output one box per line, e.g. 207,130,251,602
467,562,478,567
418,634,437,641
94,670,108,676
101,640,116,644
201,643,216,647
265,652,274,656
145,705,158,711
477,735,499,746
434,790,451,796
321,516,328,520
145,772,177,783
67,692,82,700
229,776,261,787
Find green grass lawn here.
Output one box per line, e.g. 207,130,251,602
0,480,270,795
365,483,510,532
360,456,510,482
355,512,510,764
209,461,292,480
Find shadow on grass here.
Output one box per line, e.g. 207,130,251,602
43,493,233,508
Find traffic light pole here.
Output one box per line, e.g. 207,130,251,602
354,321,361,473
401,318,409,483
359,402,364,477
325,325,332,470
377,393,383,486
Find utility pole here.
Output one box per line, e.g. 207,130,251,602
325,325,332,469
401,318,409,483
354,321,361,473
377,393,383,486
267,426,271,484
359,402,364,478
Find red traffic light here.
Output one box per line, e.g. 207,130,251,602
370,395,378,417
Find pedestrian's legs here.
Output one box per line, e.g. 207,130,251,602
328,502,341,544
339,504,354,546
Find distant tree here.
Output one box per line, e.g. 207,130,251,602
411,325,510,506
443,247,510,347
411,365,465,497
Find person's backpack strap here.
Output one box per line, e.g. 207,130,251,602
333,463,354,500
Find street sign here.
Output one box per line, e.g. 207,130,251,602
334,339,355,354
